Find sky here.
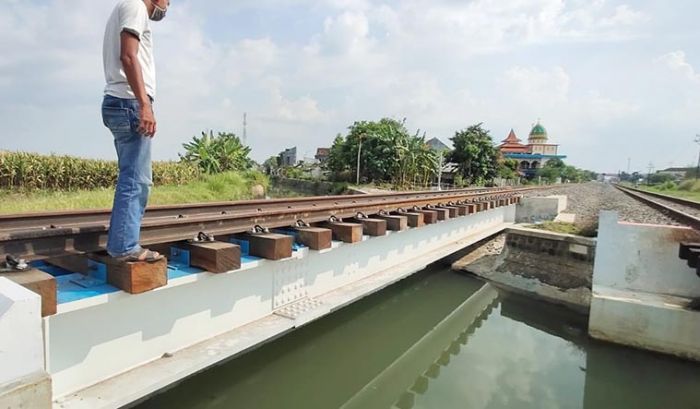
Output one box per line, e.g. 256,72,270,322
0,0,698,173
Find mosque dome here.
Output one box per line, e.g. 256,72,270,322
528,122,548,142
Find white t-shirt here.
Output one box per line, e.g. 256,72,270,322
103,0,156,99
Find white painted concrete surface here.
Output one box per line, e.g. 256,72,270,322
48,205,515,408
589,211,700,360
0,278,51,409
515,195,567,223
593,211,700,298
0,278,44,386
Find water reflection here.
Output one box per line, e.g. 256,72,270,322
135,268,700,409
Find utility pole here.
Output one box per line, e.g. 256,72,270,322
647,162,654,185
356,134,364,185
243,113,248,146
436,152,444,191
694,135,700,180
627,157,631,174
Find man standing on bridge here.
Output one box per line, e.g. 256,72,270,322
101,0,170,262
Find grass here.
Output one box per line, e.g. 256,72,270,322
0,171,269,214
646,187,700,202
634,180,700,203
527,221,598,237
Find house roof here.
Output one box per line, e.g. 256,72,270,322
426,137,450,152
501,129,522,144
499,129,529,152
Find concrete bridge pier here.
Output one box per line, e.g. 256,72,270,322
589,211,700,361
0,278,52,408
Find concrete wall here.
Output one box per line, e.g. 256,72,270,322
505,227,595,263
0,278,51,408
592,211,700,298
47,205,516,407
515,195,567,223
589,211,700,361
455,226,595,312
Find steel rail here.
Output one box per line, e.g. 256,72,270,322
0,186,506,231
613,184,700,210
0,187,534,261
614,184,700,230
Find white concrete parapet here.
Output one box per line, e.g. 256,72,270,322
0,277,51,408
589,211,700,361
515,195,567,223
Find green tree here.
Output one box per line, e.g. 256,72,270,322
498,158,519,179
537,159,566,183
326,119,438,187
180,131,252,174
262,156,281,176
448,124,499,185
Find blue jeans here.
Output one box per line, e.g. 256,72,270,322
102,95,153,257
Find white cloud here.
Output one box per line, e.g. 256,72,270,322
0,0,696,174
503,66,571,103
656,50,700,83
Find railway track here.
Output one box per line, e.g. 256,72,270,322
613,184,700,230
0,186,544,261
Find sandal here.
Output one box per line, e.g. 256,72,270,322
118,248,164,263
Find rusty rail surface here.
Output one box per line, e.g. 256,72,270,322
0,186,541,261
614,184,700,230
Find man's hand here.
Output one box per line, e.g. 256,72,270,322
138,102,157,137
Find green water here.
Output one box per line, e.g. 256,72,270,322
135,268,700,409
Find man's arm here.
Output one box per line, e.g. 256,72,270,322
120,31,156,137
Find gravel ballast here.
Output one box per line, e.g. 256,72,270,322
524,182,680,227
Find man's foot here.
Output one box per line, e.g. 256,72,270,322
117,248,164,263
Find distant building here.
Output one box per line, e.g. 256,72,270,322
498,121,567,178
598,173,620,183
656,167,691,180
280,147,297,167
315,148,330,163
426,137,450,153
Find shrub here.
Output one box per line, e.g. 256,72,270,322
678,179,700,192
0,151,201,191
657,181,677,191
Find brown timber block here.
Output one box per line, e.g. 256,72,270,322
91,254,167,294
455,205,469,216
414,210,438,224
0,269,57,317
375,215,408,231
351,218,387,237
294,227,333,250
44,254,91,274
466,204,477,214
401,212,424,228
324,222,363,243
433,208,450,221
178,241,241,273
238,233,294,260
439,207,459,218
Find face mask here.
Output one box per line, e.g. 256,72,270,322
150,2,167,21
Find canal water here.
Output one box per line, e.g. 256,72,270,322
135,267,700,409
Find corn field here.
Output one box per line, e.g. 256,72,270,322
0,151,201,191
